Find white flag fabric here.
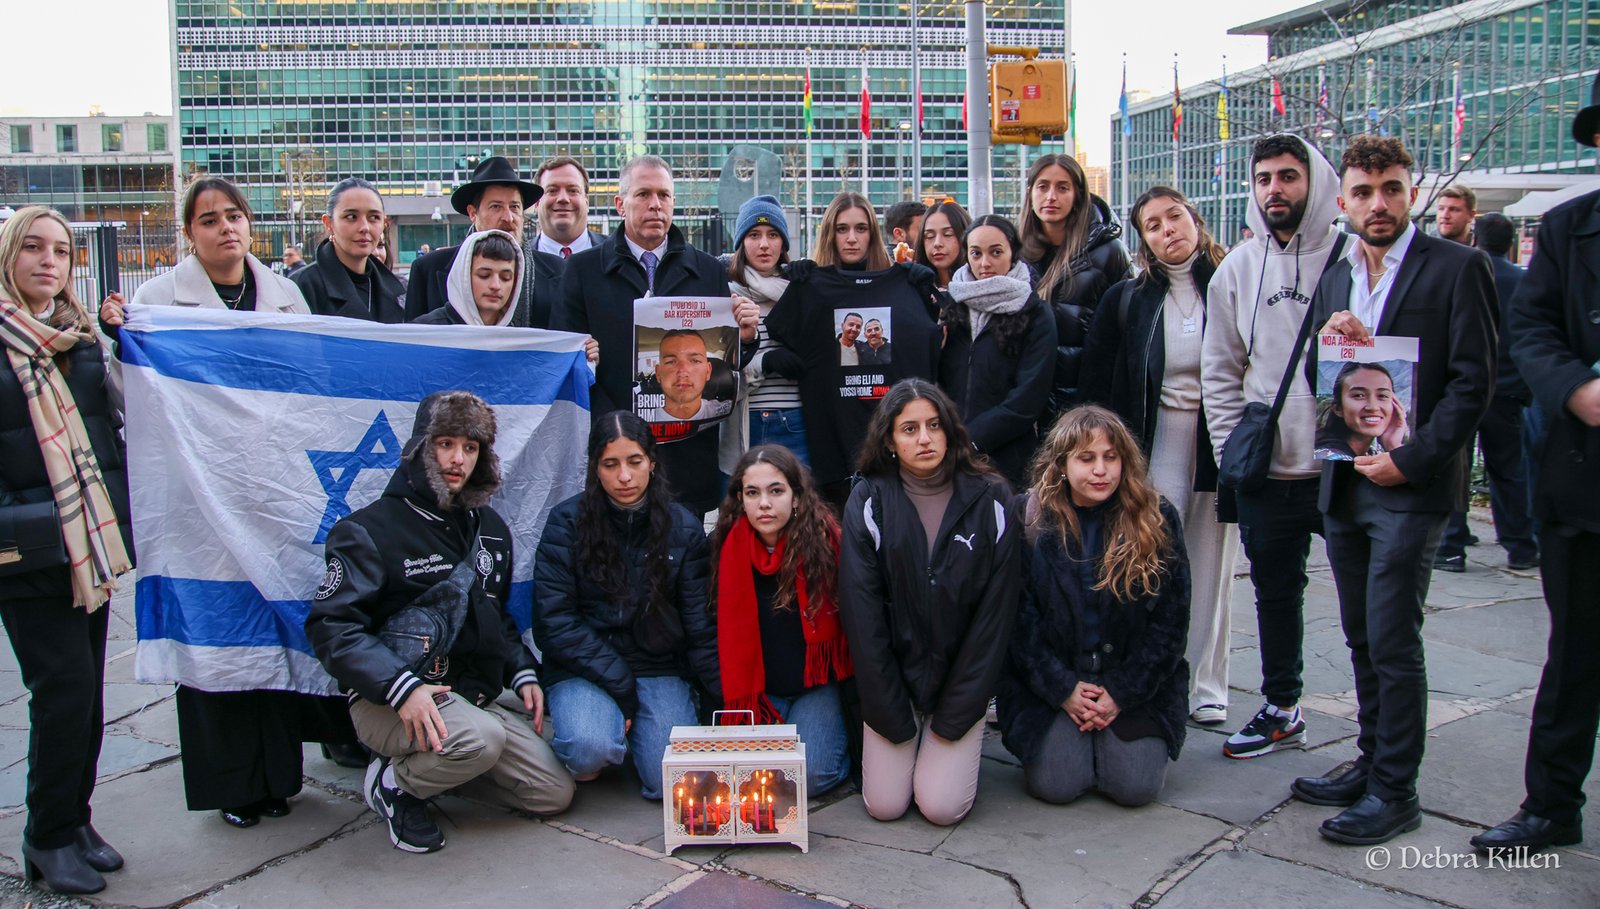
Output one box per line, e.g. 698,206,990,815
120,305,591,696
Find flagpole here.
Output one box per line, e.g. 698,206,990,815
1172,55,1180,189
805,50,814,258
910,0,923,200
1119,55,1129,224
1451,60,1462,165
860,50,870,196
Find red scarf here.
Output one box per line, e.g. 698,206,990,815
717,516,852,724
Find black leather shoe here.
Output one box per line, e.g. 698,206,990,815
1507,556,1539,571
1433,554,1466,573
1469,810,1581,854
257,797,291,818
22,841,106,894
71,825,123,872
1319,793,1421,845
219,806,260,828
321,742,369,769
1292,764,1370,807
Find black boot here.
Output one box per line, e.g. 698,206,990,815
219,805,261,828
321,742,370,769
22,841,106,894
71,825,124,872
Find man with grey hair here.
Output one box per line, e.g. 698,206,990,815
553,155,755,517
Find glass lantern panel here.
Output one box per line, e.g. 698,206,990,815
737,767,800,835
671,769,731,838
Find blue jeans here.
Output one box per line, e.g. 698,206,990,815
546,676,697,800
768,684,850,796
749,407,810,468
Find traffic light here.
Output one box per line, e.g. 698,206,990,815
991,58,1068,138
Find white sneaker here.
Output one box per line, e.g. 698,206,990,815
1191,704,1228,726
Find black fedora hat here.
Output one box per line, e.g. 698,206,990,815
1574,70,1600,147
450,157,542,214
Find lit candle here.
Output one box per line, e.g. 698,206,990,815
675,785,683,821
687,797,695,834
766,793,775,833
714,794,723,830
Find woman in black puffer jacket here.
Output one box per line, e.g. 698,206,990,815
532,412,720,800
1019,154,1131,418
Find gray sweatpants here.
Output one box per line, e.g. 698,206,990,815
1023,713,1170,807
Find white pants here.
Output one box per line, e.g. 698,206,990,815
860,716,985,826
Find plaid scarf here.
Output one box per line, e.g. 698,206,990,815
0,298,131,611
716,516,851,723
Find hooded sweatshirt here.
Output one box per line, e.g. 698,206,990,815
1201,135,1348,479
444,229,524,327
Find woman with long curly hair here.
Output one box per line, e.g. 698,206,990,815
1079,185,1239,728
709,445,852,794
532,412,720,799
1018,154,1131,417
838,380,1020,825
996,405,1192,807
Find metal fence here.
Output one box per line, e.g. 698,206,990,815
67,220,181,307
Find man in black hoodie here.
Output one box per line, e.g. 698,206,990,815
306,392,574,853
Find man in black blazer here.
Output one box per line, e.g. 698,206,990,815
1471,79,1600,856
1290,135,1497,845
405,157,565,328
551,154,757,518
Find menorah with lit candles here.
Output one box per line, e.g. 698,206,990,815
660,711,809,853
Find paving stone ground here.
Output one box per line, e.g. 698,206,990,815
0,512,1595,907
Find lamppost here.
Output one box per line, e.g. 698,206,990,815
897,121,912,198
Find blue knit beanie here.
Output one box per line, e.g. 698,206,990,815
734,195,790,251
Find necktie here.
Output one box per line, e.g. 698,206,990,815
560,246,571,259
640,250,658,291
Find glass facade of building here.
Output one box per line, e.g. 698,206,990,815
175,0,1066,254
1112,0,1600,239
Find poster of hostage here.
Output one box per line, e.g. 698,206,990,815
1313,334,1420,462
633,295,739,443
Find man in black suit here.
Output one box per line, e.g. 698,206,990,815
551,154,757,518
1289,135,1497,846
1470,76,1600,856
405,157,566,327
532,156,606,261
1433,213,1539,571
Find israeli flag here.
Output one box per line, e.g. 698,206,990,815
120,305,591,696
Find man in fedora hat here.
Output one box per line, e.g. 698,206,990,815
405,156,567,328
1469,70,1600,857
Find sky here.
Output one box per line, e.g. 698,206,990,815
2,0,1287,166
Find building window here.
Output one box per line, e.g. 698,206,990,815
56,124,77,153
9,125,31,153
148,123,168,152
103,123,124,152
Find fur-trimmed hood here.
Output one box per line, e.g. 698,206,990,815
398,390,501,511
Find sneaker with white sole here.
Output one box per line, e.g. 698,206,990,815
1191,704,1228,726
369,762,445,853
1223,703,1306,758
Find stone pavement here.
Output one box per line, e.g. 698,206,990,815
0,511,1595,908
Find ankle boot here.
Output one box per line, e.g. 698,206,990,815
22,841,106,894
72,824,124,872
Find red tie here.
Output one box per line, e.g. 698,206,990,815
560,247,571,259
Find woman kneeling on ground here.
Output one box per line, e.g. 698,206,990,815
997,405,1191,807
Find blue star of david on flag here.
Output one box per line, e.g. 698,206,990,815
307,411,403,543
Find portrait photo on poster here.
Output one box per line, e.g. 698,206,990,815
633,295,739,444
836,306,893,367
1313,334,1420,462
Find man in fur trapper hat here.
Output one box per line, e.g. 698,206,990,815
307,391,574,853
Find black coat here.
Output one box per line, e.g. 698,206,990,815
305,467,538,712
938,294,1057,486
406,238,565,329
530,494,720,720
838,469,1021,743
1508,188,1600,533
1311,231,1498,514
1488,254,1529,402
1080,258,1221,494
292,239,409,323
551,224,731,512
1025,195,1132,412
0,339,132,600
996,498,1191,763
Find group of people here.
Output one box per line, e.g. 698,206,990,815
1,71,1598,894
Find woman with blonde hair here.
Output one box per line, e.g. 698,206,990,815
1080,185,1239,727
996,405,1191,807
0,207,132,893
1018,154,1131,416
767,195,942,507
